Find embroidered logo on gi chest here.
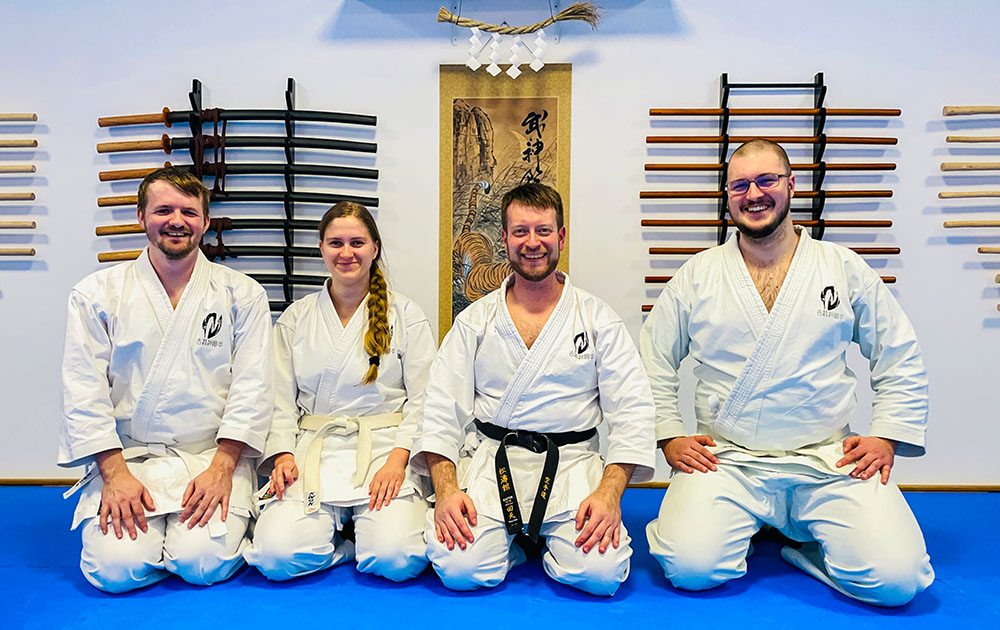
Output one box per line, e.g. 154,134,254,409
570,331,594,360
196,312,225,348
816,286,845,320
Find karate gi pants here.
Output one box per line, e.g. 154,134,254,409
426,510,632,596
646,464,934,606
80,513,249,593
245,493,429,582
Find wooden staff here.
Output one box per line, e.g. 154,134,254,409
0,140,38,148
97,133,375,155
98,245,322,263
0,165,35,173
97,190,377,208
646,135,897,145
942,106,1000,116
642,219,892,228
938,191,1000,199
96,217,319,236
941,162,1000,171
99,161,377,182
943,221,1000,228
945,136,1000,143
978,247,1000,254
0,221,36,229
650,246,900,255
0,192,35,201
650,108,900,117
645,162,896,172
996,274,1000,283
98,107,375,128
0,248,35,256
645,274,897,284
0,114,37,122
640,190,892,199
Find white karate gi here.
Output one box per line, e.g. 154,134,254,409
413,273,656,596
243,286,435,582
59,248,273,593
640,230,934,606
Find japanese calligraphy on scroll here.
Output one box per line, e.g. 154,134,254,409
439,64,572,336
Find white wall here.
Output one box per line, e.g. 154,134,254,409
1,0,997,483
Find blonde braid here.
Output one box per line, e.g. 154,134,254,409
361,265,390,385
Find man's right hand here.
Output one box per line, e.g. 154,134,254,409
426,453,477,550
661,435,719,474
95,450,155,540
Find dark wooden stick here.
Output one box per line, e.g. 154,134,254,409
640,190,892,199
647,135,897,145
642,219,892,228
650,108,900,117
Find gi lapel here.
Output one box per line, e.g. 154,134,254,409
716,231,812,435
130,249,212,442
313,284,368,414
491,273,573,427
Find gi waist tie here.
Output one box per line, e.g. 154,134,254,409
297,412,403,514
474,419,597,542
64,436,228,537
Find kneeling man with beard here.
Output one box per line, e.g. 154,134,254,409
412,183,655,596
639,139,934,606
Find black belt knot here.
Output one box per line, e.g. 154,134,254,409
474,419,595,542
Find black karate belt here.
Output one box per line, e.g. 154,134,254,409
474,419,596,542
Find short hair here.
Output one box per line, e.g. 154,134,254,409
500,183,564,231
729,139,791,174
137,167,210,218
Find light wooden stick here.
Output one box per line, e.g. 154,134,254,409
996,274,1000,283
0,247,35,256
650,108,900,117
651,246,900,255
939,191,1000,198
979,247,1000,254
941,162,1000,171
942,106,1000,116
945,136,1000,143
943,221,1000,228
96,224,143,236
0,113,37,122
0,192,35,201
0,140,38,148
98,250,142,262
640,190,892,199
647,135,897,145
0,165,35,173
646,162,896,172
97,195,137,207
0,221,36,229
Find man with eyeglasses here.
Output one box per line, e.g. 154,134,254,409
639,139,933,606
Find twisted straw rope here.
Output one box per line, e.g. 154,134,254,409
437,2,602,35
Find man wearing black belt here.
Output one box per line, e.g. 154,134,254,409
412,183,655,596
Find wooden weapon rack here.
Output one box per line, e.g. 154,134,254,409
0,113,38,258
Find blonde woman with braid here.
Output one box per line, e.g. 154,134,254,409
245,202,436,582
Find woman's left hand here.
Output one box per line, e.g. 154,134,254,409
367,448,410,511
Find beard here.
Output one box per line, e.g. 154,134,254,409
731,195,791,240
508,249,559,282
147,227,201,260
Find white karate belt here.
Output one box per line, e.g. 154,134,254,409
63,436,229,538
297,412,403,514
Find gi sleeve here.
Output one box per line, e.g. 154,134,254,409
639,278,692,444
593,317,657,483
852,275,929,457
394,301,437,453
58,288,124,468
216,290,274,458
259,314,299,470
410,318,478,475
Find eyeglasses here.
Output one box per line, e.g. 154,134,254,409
726,173,789,195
